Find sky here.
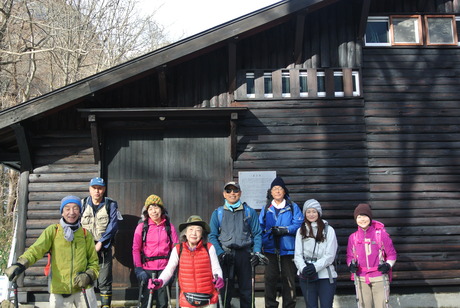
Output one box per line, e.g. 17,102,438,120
138,0,281,41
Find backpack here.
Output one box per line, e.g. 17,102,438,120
262,198,297,227
215,202,252,230
139,215,174,263
44,224,87,276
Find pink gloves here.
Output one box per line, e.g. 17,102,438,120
213,277,224,290
148,278,163,290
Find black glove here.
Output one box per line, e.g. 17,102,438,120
74,270,95,288
302,263,316,277
271,226,289,236
4,263,26,282
349,262,358,273
134,267,149,283
218,252,234,265
378,262,391,274
4,258,28,282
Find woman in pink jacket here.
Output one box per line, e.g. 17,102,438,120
132,194,179,308
346,203,397,308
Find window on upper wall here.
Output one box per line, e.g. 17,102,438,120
282,70,291,97
391,15,422,45
264,71,273,98
365,17,390,46
425,15,457,45
365,15,459,46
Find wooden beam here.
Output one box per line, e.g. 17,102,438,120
0,148,20,162
11,123,32,172
230,113,238,160
88,114,100,163
158,69,167,106
357,0,371,41
294,13,306,65
15,170,29,287
228,40,237,103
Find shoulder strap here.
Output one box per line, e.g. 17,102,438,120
217,206,224,226
142,219,149,244
165,216,173,249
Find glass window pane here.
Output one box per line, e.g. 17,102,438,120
317,75,325,93
366,20,389,44
264,72,272,97
299,71,308,95
392,17,420,44
427,17,455,44
246,72,255,96
334,75,343,92
457,20,460,44
282,71,290,95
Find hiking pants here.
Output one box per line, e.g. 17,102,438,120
220,249,252,308
356,275,390,308
264,253,297,308
299,277,336,308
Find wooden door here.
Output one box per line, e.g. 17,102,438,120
103,125,231,290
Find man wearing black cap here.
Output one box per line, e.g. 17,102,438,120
81,177,121,308
209,181,263,308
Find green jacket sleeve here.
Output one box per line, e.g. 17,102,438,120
20,224,56,266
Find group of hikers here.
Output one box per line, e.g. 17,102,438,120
4,176,397,308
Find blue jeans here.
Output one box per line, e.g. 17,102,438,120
299,278,336,308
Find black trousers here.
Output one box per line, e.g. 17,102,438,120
264,253,297,308
220,249,253,308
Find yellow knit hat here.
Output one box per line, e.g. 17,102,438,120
143,194,164,212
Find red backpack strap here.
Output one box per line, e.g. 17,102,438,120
44,224,59,276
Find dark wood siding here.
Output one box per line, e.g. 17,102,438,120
362,47,460,286
234,99,369,286
103,125,232,289
22,131,98,290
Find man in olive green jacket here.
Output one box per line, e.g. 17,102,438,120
5,195,99,307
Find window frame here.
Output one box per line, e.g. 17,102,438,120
365,16,391,46
424,15,458,46
390,15,423,46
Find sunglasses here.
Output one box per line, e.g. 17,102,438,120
225,188,240,193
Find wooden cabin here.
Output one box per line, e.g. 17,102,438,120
1,0,460,303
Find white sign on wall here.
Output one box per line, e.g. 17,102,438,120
238,171,276,209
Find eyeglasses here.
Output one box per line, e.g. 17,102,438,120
225,188,240,193
271,187,284,192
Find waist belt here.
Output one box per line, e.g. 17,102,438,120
183,292,213,307
144,255,169,262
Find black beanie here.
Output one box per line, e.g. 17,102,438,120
354,203,373,221
270,176,289,196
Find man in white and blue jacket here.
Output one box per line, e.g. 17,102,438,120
259,176,303,308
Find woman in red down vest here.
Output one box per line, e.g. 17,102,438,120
152,215,224,307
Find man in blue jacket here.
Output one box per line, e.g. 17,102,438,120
259,176,303,308
209,181,263,308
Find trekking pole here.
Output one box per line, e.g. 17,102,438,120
379,247,390,308
214,274,224,308
147,278,154,308
251,264,256,308
81,287,90,308
12,282,18,308
352,261,361,308
274,236,282,299
175,277,179,308
137,280,145,308
380,260,390,308
166,280,172,308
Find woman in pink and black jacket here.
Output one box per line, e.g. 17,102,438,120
132,194,179,308
346,203,397,308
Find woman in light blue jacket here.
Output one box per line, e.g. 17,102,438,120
294,199,338,308
259,176,303,308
